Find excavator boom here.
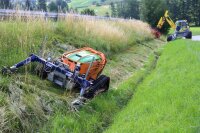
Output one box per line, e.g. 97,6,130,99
156,10,192,41
157,10,176,29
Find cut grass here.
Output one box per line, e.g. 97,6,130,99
105,39,200,132
42,42,163,132
191,27,200,35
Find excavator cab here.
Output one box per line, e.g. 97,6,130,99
172,20,192,41
175,20,189,32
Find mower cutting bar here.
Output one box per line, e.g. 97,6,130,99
11,54,46,69
10,54,72,76
8,54,91,96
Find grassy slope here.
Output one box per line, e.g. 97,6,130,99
69,0,101,8
69,0,120,16
105,39,200,132
43,40,164,133
0,17,154,132
78,5,111,16
69,0,120,7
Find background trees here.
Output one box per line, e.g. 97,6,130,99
48,0,69,13
167,0,200,26
116,0,139,19
81,8,96,16
0,0,11,9
140,0,170,33
38,0,47,11
0,0,199,28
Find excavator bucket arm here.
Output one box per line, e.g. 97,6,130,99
157,10,176,30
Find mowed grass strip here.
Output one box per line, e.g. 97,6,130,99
43,52,160,133
191,27,200,35
105,39,200,132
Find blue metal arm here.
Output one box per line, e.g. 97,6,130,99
10,54,91,96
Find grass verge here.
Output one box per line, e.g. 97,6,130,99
105,39,200,132
191,27,200,35
42,44,162,132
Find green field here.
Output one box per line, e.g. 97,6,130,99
69,0,120,8
68,0,119,16
78,5,111,16
191,27,200,35
105,38,200,132
69,0,101,8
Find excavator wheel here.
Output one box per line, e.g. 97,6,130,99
185,31,192,39
167,35,173,42
1,67,16,75
84,75,110,99
1,67,10,75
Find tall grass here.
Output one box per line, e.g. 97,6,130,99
0,15,153,67
56,15,153,55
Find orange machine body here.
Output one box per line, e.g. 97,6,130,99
61,47,106,80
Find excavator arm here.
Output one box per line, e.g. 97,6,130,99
157,10,176,30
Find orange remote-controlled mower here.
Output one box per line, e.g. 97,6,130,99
2,47,110,106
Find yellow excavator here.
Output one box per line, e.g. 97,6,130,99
157,10,192,41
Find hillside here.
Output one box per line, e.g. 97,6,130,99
69,0,121,8
68,0,121,16
105,38,200,132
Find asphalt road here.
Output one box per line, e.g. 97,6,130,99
192,35,200,41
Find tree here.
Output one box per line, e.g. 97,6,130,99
48,1,57,12
105,12,110,17
0,0,11,9
166,0,200,26
116,0,140,19
25,0,31,10
140,0,170,34
81,9,96,16
126,0,140,19
110,2,117,17
116,1,125,17
48,0,68,13
30,0,37,10
38,0,47,11
56,0,68,12
198,0,200,25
